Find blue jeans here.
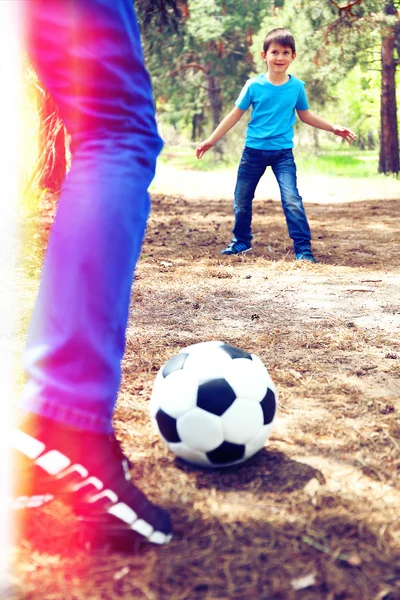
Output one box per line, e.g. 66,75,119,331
232,147,311,254
19,0,163,433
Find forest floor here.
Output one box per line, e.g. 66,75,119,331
8,169,400,600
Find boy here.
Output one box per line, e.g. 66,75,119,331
196,28,356,261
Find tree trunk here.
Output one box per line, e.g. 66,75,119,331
313,128,320,151
379,4,399,174
191,112,204,142
38,92,67,192
207,74,223,157
207,74,222,129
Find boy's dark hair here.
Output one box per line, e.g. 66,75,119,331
263,28,296,54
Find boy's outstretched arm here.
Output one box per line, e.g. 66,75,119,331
196,107,245,158
297,109,356,144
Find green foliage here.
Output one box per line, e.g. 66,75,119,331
159,145,238,170
334,65,381,149
253,0,385,106
158,142,382,179
242,1,389,150
135,0,182,33
185,0,225,42
296,149,380,178
137,0,396,167
140,0,270,143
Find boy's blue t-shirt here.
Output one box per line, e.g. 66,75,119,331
235,74,309,150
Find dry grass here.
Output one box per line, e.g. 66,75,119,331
10,193,400,600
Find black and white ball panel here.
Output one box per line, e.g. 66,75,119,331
182,349,233,385
177,407,224,453
223,357,273,402
221,399,264,445
162,352,189,377
207,441,245,465
169,442,213,468
152,370,198,418
155,409,180,443
197,379,236,416
179,341,251,385
260,388,277,425
219,343,252,360
150,341,278,468
244,424,275,460
180,340,226,354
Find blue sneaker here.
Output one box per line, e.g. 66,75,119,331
295,251,317,263
220,241,252,255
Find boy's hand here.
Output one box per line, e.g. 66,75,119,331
332,125,357,145
196,139,214,159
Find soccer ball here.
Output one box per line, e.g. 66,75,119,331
149,341,278,468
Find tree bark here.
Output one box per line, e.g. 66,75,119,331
379,3,399,174
207,74,222,131
207,74,224,157
191,112,204,142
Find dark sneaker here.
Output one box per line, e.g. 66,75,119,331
10,415,172,546
220,241,252,255
295,251,317,263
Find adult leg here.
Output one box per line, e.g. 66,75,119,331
272,149,312,255
20,0,162,433
232,147,267,246
12,0,171,545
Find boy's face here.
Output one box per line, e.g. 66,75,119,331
261,42,296,75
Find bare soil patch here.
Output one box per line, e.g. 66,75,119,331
11,192,400,600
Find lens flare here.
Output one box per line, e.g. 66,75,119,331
0,0,22,589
